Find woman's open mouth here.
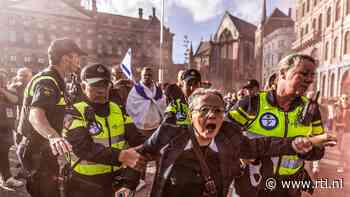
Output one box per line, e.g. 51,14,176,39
205,123,217,133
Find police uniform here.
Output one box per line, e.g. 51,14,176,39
63,64,145,197
17,68,67,197
228,91,325,197
163,69,201,126
16,38,86,197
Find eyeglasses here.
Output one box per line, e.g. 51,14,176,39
192,106,224,117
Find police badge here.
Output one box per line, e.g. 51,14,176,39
88,122,103,135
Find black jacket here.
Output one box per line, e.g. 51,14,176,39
141,121,307,197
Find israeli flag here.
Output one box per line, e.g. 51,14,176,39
120,48,133,80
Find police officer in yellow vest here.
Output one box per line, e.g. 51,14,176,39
17,38,86,197
63,64,146,197
228,54,325,197
164,69,201,125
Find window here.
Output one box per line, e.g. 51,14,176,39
327,7,331,27
278,40,284,48
107,45,112,54
336,1,341,21
305,24,309,34
10,55,16,62
38,34,44,45
24,32,31,43
314,0,317,6
88,29,94,34
318,14,322,32
76,38,81,47
51,24,57,29
307,0,310,12
347,0,350,15
302,3,305,17
9,31,16,42
325,41,329,60
312,18,317,30
344,31,350,54
38,57,45,63
24,56,31,63
97,44,103,54
333,37,338,58
87,40,93,50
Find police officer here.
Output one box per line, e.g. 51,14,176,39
17,38,86,197
63,63,146,197
228,54,325,197
164,69,201,125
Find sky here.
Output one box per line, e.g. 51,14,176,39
90,0,295,64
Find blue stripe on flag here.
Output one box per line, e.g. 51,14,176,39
121,64,131,77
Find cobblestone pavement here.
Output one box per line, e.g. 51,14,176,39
2,137,350,197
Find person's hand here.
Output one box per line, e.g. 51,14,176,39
292,137,313,154
118,147,146,172
115,187,133,197
48,136,72,156
308,133,337,147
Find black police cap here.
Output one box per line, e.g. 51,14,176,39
81,64,111,85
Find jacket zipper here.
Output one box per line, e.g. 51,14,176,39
105,117,113,173
275,112,288,175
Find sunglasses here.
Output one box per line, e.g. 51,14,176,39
192,106,224,117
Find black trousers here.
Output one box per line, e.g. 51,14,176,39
0,127,13,181
25,150,60,197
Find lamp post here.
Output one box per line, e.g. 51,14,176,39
159,0,165,84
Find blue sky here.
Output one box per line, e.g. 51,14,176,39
95,0,295,64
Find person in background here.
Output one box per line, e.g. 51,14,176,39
110,65,134,107
126,67,166,191
0,71,24,190
164,69,201,126
264,73,277,91
243,79,260,97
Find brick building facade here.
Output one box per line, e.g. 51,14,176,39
192,12,257,92
0,0,175,82
293,0,350,97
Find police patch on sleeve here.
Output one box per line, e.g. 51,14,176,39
259,112,278,130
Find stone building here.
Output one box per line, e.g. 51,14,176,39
192,11,257,92
0,0,174,82
255,0,295,87
293,0,350,97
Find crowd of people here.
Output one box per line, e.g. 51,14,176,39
0,37,344,197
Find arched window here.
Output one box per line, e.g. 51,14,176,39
336,0,341,21
330,73,336,97
345,32,350,54
312,18,317,30
325,41,329,60
307,0,310,12
318,14,322,32
327,7,332,27
302,3,306,17
333,37,338,58
322,75,327,97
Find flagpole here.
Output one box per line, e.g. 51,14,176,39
159,0,165,84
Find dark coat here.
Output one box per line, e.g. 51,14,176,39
141,121,300,197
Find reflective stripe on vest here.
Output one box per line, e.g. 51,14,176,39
68,101,127,176
165,99,190,125
247,92,314,176
25,75,66,106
